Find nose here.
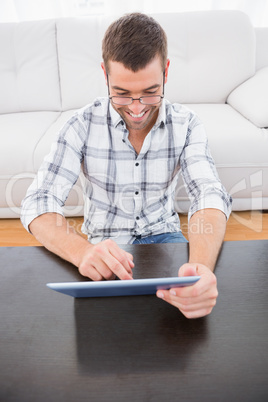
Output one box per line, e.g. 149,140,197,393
129,98,145,114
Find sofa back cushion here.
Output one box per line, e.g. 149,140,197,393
0,20,61,113
255,27,268,71
56,16,110,111
154,11,255,104
0,10,257,113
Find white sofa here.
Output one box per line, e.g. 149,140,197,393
0,10,268,218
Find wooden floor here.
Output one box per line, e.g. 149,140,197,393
0,211,267,247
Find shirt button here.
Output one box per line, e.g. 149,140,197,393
122,139,125,143
136,216,140,220
135,163,139,166
135,191,139,195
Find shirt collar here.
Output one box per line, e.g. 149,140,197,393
108,98,167,130
108,101,125,128
153,99,166,130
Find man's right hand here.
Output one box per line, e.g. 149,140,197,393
29,214,134,282
78,239,134,281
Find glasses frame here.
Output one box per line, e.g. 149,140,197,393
107,71,165,106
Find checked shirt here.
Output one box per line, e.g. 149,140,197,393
21,98,232,244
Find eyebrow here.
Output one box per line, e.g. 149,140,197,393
111,83,161,92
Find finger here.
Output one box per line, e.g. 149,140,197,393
168,289,217,310
93,259,117,280
98,240,133,280
157,284,218,309
111,248,134,272
156,289,203,305
106,240,134,275
80,256,118,281
81,263,117,281
164,281,218,306
79,245,119,281
172,272,216,299
179,263,198,277
106,255,133,280
176,299,216,319
165,297,215,315
156,290,216,318
126,252,135,268
80,264,103,281
82,241,133,280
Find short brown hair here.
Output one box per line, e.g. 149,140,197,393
102,13,168,73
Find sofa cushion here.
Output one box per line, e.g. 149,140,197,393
175,104,268,212
0,111,60,215
227,67,268,128
185,104,268,166
0,112,61,175
33,110,77,170
0,20,61,113
56,17,109,111
255,28,268,71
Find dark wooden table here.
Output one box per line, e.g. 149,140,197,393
0,240,268,402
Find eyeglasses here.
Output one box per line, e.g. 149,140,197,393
107,72,165,106
109,95,164,106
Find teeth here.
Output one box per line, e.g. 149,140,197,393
129,111,146,118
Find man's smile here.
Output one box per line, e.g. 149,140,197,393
128,111,146,118
117,106,157,130
126,109,149,121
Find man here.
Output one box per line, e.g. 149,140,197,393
21,13,232,318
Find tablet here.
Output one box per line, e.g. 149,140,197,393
46,276,200,298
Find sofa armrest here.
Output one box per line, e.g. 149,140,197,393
227,67,268,128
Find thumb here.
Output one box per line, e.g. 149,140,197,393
179,263,198,278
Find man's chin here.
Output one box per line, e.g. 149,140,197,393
126,120,149,131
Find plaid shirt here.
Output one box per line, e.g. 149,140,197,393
21,98,232,244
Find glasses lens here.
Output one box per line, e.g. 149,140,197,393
111,97,132,105
140,96,162,105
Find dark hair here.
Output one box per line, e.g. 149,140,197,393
102,13,168,73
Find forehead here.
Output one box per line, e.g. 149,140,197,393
108,56,163,90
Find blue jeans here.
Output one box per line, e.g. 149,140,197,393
132,232,188,244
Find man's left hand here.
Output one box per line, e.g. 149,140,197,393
156,263,218,319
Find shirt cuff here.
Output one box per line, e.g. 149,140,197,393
188,194,232,222
20,200,64,233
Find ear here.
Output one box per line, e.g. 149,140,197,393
164,59,170,84
101,62,108,85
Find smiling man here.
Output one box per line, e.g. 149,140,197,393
21,13,232,318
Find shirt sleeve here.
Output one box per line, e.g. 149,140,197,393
179,113,232,221
20,112,87,232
